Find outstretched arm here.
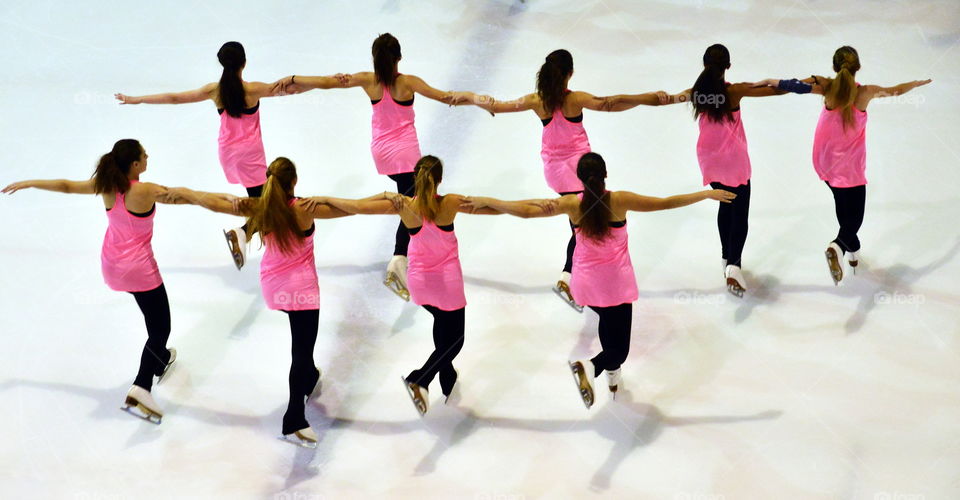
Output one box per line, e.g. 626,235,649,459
115,82,217,105
616,189,735,212
730,82,788,98
300,193,399,215
460,196,560,218
474,93,538,115
863,79,932,100
3,178,97,195
598,90,672,111
165,187,247,215
274,73,352,94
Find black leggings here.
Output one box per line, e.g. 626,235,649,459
587,303,633,377
406,306,465,393
241,185,264,234
710,181,751,267
130,284,173,391
388,172,416,256
559,190,582,273
827,183,865,254
281,309,320,435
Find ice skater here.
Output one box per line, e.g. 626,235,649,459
3,139,186,424
463,152,734,409
470,49,670,311
278,33,481,302
302,155,507,416
114,41,343,269
167,157,359,447
753,46,931,284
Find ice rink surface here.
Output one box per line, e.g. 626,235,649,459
1,1,958,498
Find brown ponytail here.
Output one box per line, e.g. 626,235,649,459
825,46,861,129
413,155,443,221
245,157,301,254
575,152,612,241
536,49,573,114
372,33,401,89
93,138,141,194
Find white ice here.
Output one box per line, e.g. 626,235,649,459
1,1,958,499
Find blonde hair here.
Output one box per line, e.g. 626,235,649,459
824,46,861,129
413,155,443,221
245,157,301,254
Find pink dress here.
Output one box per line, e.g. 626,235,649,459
101,181,163,292
570,195,638,307
812,104,868,187
696,110,752,187
371,85,421,176
260,200,319,311
407,219,467,311
218,103,268,188
541,103,592,193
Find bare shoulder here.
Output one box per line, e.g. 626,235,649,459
353,72,377,86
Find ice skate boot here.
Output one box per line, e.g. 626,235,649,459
223,226,247,270
306,367,322,401
825,242,844,285
725,265,746,298
440,368,459,405
157,348,177,384
568,360,596,409
383,255,410,301
606,368,622,399
847,250,861,275
279,426,318,449
120,385,164,424
553,271,583,313
401,376,429,416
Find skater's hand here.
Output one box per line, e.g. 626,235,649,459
535,199,559,215
384,191,405,211
334,73,351,86
114,93,140,104
707,189,736,203
750,79,780,88
2,181,33,194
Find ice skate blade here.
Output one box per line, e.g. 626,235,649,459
568,361,594,409
223,230,244,270
552,285,584,313
383,273,410,301
401,376,428,416
120,401,162,425
726,278,745,298
609,387,618,400
277,432,318,449
825,247,843,285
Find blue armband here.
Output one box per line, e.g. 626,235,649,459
777,78,812,94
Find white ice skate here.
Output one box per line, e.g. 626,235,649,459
606,368,622,399
307,367,322,402
383,255,410,301
568,360,596,409
401,376,429,416
223,227,247,271
120,385,164,424
156,348,177,384
847,250,861,275
825,242,844,285
441,369,459,405
278,427,318,449
724,265,746,298
553,271,584,313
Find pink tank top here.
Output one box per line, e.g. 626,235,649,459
407,218,466,311
260,200,319,311
696,109,752,187
101,181,163,292
570,194,638,307
218,103,268,188
812,104,868,187
371,84,421,176
541,99,592,193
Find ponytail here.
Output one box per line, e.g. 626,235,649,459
372,33,401,88
692,44,732,122
536,49,573,114
246,157,301,254
413,155,443,221
93,138,141,194
826,46,861,129
575,152,612,241
217,41,247,118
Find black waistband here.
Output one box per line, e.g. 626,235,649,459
408,222,454,235
218,102,260,115
371,95,415,107
106,204,155,218
541,113,583,126
572,219,625,229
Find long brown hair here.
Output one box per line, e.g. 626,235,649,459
692,44,733,123
245,157,301,254
372,33,401,89
93,139,142,194
824,46,861,129
536,49,573,114
575,152,612,241
217,41,247,118
413,155,443,221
